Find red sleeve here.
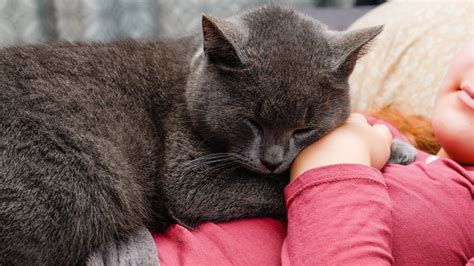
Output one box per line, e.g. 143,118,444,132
282,164,393,265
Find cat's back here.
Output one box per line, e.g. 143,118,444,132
0,37,197,197
0,37,197,265
1,38,194,109
1,37,196,139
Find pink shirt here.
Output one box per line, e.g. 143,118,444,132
153,119,474,265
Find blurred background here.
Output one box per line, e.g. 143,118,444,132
0,0,385,47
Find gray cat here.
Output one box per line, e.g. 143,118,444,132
0,5,415,265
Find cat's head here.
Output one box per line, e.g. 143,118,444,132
186,5,382,175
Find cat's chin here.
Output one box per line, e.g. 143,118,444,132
239,163,287,176
252,168,273,175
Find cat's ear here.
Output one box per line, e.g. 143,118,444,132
202,14,244,69
331,25,383,77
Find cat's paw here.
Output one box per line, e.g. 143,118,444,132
388,139,417,165
86,227,159,266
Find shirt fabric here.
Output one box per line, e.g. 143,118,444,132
153,118,474,265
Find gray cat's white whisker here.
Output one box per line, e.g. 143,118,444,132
181,157,233,170
205,161,240,176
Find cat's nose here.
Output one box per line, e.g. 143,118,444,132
261,159,282,171
262,144,284,171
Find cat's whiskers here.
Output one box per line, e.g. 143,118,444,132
182,157,232,170
217,164,242,178
205,160,240,176
203,158,242,178
180,154,232,170
178,152,241,178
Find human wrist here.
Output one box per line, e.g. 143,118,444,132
290,158,370,182
290,139,371,182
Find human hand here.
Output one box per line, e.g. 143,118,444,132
290,113,393,182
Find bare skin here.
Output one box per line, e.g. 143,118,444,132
433,40,474,165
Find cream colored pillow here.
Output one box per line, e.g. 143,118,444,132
348,0,474,118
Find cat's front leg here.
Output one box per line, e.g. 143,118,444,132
86,227,159,266
162,168,287,228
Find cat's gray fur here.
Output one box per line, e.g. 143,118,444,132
389,139,417,165
0,5,413,265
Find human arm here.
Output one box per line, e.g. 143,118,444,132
283,113,395,265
